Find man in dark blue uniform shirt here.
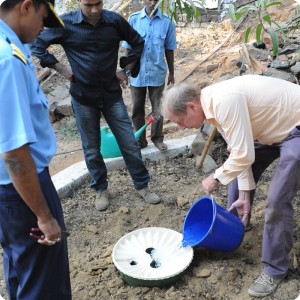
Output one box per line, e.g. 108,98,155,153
31,0,161,211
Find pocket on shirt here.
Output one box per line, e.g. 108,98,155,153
153,32,167,51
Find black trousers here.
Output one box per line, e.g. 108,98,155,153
130,84,165,145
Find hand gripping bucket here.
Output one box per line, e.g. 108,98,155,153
182,196,244,252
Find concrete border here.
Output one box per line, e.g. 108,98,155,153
52,134,196,198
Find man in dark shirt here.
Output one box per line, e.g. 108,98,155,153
31,0,161,210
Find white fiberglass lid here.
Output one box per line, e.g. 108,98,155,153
112,227,194,280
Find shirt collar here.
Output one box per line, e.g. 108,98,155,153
73,9,108,25
73,9,86,24
140,7,163,20
0,19,29,57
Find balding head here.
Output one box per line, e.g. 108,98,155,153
162,83,200,116
162,83,205,129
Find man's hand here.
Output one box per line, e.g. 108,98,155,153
35,217,62,246
52,63,74,82
228,190,251,226
116,69,128,89
167,74,175,85
202,173,219,194
2,145,62,247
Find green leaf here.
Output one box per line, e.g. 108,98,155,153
184,2,192,21
235,11,247,20
152,0,163,16
272,20,286,43
245,27,252,43
263,14,271,25
267,28,279,57
186,0,196,10
266,2,282,8
257,0,265,9
255,24,263,43
175,0,183,13
228,4,237,22
194,7,201,19
237,4,257,12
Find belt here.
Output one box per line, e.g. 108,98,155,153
0,168,49,188
0,182,14,188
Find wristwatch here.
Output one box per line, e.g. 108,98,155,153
123,67,131,77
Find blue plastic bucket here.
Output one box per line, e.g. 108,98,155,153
182,196,244,252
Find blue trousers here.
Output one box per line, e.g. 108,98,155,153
72,98,150,191
0,169,71,300
228,127,300,277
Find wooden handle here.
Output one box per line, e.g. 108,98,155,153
197,126,218,168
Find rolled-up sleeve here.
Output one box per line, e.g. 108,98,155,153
213,93,256,190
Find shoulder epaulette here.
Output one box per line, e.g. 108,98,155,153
5,37,27,65
10,42,27,65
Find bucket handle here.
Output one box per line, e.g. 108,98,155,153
209,195,217,234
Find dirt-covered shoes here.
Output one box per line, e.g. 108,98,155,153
137,188,161,204
248,273,285,298
153,141,168,151
95,190,109,211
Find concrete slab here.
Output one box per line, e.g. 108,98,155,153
52,134,196,198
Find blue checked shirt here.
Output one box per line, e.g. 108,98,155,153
122,8,177,87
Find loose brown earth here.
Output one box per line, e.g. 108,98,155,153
1,1,300,299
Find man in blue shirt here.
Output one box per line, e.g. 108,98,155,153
31,0,161,211
122,0,177,151
0,0,71,298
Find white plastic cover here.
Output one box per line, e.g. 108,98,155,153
112,227,194,280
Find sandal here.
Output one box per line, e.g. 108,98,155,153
154,141,168,151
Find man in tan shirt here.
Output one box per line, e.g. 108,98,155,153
162,75,300,298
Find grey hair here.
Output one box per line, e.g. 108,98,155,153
162,83,200,115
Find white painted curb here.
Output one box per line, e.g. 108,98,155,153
52,135,196,198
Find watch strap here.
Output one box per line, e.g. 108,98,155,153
123,67,131,77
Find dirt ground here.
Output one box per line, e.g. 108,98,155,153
1,1,300,299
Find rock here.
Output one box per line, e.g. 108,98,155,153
88,289,96,297
191,131,206,155
85,225,99,234
119,206,130,214
90,264,108,271
279,44,300,55
201,122,215,137
263,68,295,83
177,195,189,207
291,62,300,75
227,269,239,281
270,58,290,69
242,241,253,251
206,63,219,73
163,122,180,134
249,47,269,61
209,275,219,284
56,96,73,117
291,52,300,62
46,85,73,122
193,267,211,278
202,154,217,173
